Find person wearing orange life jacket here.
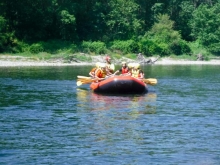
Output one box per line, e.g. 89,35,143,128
131,63,144,80
105,55,115,76
115,61,131,76
89,62,100,78
94,63,107,81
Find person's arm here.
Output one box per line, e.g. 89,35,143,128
89,72,94,77
110,64,115,71
89,68,96,77
114,70,119,75
123,71,131,76
106,64,115,75
94,69,101,79
106,70,113,76
115,68,122,75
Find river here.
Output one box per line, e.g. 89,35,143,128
0,65,219,165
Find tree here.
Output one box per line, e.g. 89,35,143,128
0,16,7,52
105,0,143,40
190,3,220,53
176,1,194,41
140,14,190,56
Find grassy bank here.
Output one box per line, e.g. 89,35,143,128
1,39,217,63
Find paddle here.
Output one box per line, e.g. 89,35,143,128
143,78,157,85
77,76,92,79
76,76,106,86
76,76,93,86
76,80,83,86
77,72,117,86
76,78,96,86
77,72,116,80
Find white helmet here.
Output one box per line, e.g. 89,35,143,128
134,63,140,69
95,62,100,68
99,63,106,68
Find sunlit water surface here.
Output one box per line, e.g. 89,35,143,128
0,65,219,165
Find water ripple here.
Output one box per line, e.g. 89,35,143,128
0,66,220,165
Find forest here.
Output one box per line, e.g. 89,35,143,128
0,0,220,59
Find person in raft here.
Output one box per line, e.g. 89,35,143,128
115,61,131,76
105,55,115,76
94,63,107,81
89,62,100,78
127,63,136,76
131,63,144,80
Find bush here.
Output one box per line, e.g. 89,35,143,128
140,14,186,56
11,40,28,53
29,43,44,54
0,16,18,53
188,40,211,57
156,42,169,55
39,40,78,54
110,40,138,54
169,40,191,55
138,38,167,56
81,41,106,54
124,53,137,59
207,43,220,54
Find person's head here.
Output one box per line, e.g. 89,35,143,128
128,63,134,69
121,61,127,68
99,63,106,71
134,63,140,70
95,62,100,68
139,70,144,74
105,56,111,63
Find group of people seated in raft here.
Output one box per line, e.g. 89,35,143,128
89,56,144,81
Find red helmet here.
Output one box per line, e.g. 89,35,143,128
105,56,111,61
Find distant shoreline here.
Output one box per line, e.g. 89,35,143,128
0,60,92,67
154,58,220,65
0,56,220,67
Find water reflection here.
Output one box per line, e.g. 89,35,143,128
76,88,157,114
75,88,158,159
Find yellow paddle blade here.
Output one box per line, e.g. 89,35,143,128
76,81,83,86
77,78,93,82
76,78,97,86
143,78,157,85
77,76,94,86
77,78,95,83
76,80,93,86
77,76,92,79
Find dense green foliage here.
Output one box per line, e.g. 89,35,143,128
190,3,220,54
0,0,220,57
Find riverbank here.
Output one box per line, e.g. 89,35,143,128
0,55,220,66
154,58,220,65
0,60,89,67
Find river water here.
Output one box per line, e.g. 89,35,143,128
0,65,219,165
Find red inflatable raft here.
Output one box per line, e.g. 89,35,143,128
90,76,148,94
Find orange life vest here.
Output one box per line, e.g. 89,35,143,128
121,67,129,74
95,68,106,78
